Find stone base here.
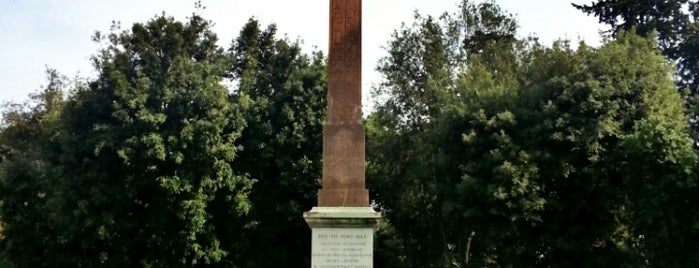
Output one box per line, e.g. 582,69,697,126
304,207,381,267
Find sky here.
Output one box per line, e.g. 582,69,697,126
0,0,606,109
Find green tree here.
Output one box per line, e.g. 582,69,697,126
369,1,522,266
0,14,254,267
226,19,327,267
0,69,67,267
572,0,697,87
0,12,330,267
369,1,699,266
59,14,253,266
619,33,699,264
572,0,691,48
572,0,699,138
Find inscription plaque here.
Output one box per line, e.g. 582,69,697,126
311,228,373,268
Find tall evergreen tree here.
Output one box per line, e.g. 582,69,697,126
227,19,327,267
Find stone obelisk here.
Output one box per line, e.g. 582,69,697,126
304,0,380,267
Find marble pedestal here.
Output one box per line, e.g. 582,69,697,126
304,207,381,268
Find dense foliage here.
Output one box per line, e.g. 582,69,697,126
1,1,698,267
228,19,327,267
573,0,699,142
1,15,256,267
0,14,326,267
369,1,699,267
573,0,699,92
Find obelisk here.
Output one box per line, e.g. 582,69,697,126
318,0,367,207
304,0,380,267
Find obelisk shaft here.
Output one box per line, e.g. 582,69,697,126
317,0,369,207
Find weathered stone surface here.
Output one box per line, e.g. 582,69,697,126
321,124,365,189
318,188,369,207
318,0,368,207
327,0,362,124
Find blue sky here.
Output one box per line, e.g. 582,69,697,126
0,0,605,107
